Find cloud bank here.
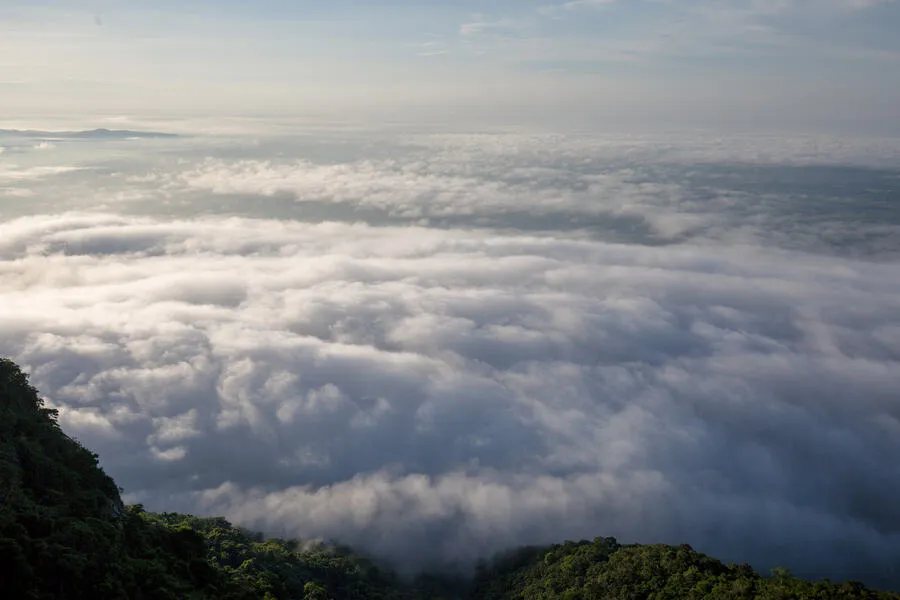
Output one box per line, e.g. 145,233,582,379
1,130,900,586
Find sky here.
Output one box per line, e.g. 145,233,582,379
1,0,900,131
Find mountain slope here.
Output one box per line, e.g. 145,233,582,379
471,537,900,600
0,357,240,598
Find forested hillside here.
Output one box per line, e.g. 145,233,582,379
1,357,897,600
470,538,900,600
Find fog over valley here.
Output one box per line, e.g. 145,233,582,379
2,124,899,586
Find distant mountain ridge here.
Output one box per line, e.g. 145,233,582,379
0,128,178,139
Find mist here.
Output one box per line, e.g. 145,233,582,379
2,126,900,586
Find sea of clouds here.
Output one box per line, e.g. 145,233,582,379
1,124,899,585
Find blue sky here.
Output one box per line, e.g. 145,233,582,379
1,0,899,131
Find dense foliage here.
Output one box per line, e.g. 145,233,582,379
148,512,418,599
2,357,898,599
471,537,900,600
0,358,239,599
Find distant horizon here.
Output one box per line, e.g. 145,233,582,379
2,0,899,134
4,113,900,141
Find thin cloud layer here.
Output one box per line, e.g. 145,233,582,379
1,130,900,586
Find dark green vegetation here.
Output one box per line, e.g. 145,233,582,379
2,357,897,599
0,357,406,600
470,539,900,600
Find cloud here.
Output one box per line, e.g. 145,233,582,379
0,165,89,181
532,0,900,75
0,187,35,198
849,0,896,8
2,130,900,586
559,0,620,10
148,132,900,258
459,21,490,37
3,208,900,583
459,14,526,38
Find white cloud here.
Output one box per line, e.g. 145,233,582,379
560,0,620,10
1,187,35,197
849,0,896,8
0,165,89,181
2,209,899,583
2,129,900,586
